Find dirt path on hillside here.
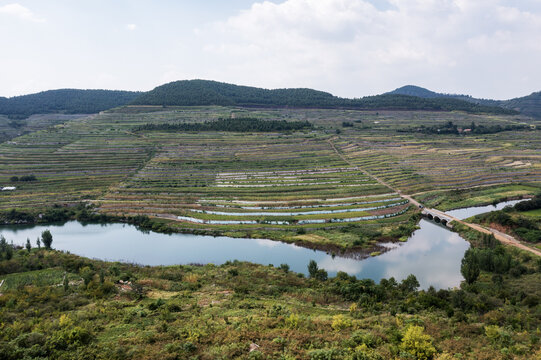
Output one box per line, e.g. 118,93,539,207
327,138,422,207
327,138,540,257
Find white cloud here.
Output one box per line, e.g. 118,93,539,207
196,0,541,99
126,24,137,31
0,3,44,22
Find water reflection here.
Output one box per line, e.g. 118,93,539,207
1,219,468,290
446,199,524,220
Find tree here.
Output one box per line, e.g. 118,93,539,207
315,269,328,281
461,248,480,284
63,273,69,292
308,260,319,278
26,238,31,252
80,266,95,286
36,236,41,249
0,235,7,252
0,235,12,260
41,229,53,249
400,274,420,293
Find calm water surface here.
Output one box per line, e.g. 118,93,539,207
1,200,524,289
1,218,468,290
446,199,524,220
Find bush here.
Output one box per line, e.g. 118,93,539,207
308,348,344,360
399,326,436,360
48,326,93,350
331,314,352,331
19,175,37,182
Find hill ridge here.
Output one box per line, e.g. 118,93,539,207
130,79,515,115
389,85,541,118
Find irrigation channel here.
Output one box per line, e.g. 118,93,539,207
0,200,523,290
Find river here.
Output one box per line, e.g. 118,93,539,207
0,200,522,290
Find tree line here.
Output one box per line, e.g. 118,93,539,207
134,118,313,132
400,121,533,135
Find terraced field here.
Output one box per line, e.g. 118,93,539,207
1,106,540,246
333,111,541,195
99,131,409,229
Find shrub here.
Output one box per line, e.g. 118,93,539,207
351,344,383,360
399,326,436,360
308,348,344,360
48,326,93,350
315,269,328,281
331,314,352,331
79,266,95,286
285,313,300,329
19,175,37,181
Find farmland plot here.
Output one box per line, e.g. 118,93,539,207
1,106,538,247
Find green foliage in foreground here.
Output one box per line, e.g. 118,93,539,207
0,229,539,359
134,118,313,132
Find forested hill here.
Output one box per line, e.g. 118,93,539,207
504,91,541,118
131,80,338,107
131,80,516,115
0,81,523,119
0,89,140,119
389,85,541,118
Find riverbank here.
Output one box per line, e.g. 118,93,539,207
0,238,539,359
0,203,420,254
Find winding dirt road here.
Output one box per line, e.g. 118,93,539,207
327,138,540,257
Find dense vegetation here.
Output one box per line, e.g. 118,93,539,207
135,118,313,132
399,121,533,135
504,91,541,119
389,85,541,118
131,80,515,115
0,224,539,359
472,194,541,243
0,89,140,119
514,194,541,212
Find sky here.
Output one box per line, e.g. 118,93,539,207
1,0,541,99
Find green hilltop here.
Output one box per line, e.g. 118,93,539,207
0,80,534,119
0,89,140,119
131,79,516,115
389,85,541,118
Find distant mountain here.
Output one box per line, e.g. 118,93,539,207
389,85,541,118
387,85,443,99
0,89,140,119
132,80,515,115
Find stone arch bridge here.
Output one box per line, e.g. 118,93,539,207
421,208,455,228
